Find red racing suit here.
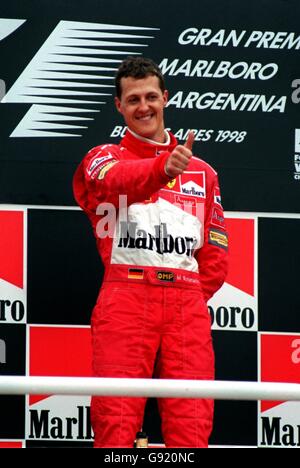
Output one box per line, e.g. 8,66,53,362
73,129,228,448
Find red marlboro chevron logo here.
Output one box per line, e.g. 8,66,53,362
225,218,254,297
0,441,23,448
260,333,300,412
0,211,23,288
180,172,206,198
29,326,92,405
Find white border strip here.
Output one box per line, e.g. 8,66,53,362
1,377,300,400
1,204,300,218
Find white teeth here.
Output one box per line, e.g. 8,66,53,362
137,114,152,121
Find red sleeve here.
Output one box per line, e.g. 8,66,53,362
73,145,171,213
196,172,229,302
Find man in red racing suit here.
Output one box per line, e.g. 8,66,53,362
73,57,228,448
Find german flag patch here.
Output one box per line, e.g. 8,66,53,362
128,268,144,280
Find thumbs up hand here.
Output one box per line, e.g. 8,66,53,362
183,130,195,152
164,131,195,178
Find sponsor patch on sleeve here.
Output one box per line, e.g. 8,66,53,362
214,186,222,206
98,161,118,180
208,228,228,250
211,206,226,229
86,152,116,179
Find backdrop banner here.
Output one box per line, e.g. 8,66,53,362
0,0,299,448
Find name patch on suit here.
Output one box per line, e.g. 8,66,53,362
208,229,228,250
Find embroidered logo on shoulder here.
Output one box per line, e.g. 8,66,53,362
211,207,225,229
209,229,228,250
98,161,118,180
214,187,222,206
86,152,115,178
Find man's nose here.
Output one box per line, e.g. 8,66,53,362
138,98,149,111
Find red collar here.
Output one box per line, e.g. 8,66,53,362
120,130,177,158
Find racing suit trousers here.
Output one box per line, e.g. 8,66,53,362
90,281,215,448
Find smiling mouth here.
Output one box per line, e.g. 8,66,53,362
136,113,154,121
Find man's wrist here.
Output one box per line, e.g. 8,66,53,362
164,162,173,178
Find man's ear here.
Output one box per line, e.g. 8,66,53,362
114,96,122,113
163,90,169,107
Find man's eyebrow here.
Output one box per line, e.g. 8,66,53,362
126,91,159,98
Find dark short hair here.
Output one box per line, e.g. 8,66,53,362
115,56,165,98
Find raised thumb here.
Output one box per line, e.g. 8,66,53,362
184,131,195,152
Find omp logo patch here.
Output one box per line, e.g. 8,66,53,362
208,228,228,249
1,20,159,138
156,271,175,282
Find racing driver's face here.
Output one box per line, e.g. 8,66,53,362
115,75,168,143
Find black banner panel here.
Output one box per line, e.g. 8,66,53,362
27,209,103,325
0,0,300,449
258,217,300,332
